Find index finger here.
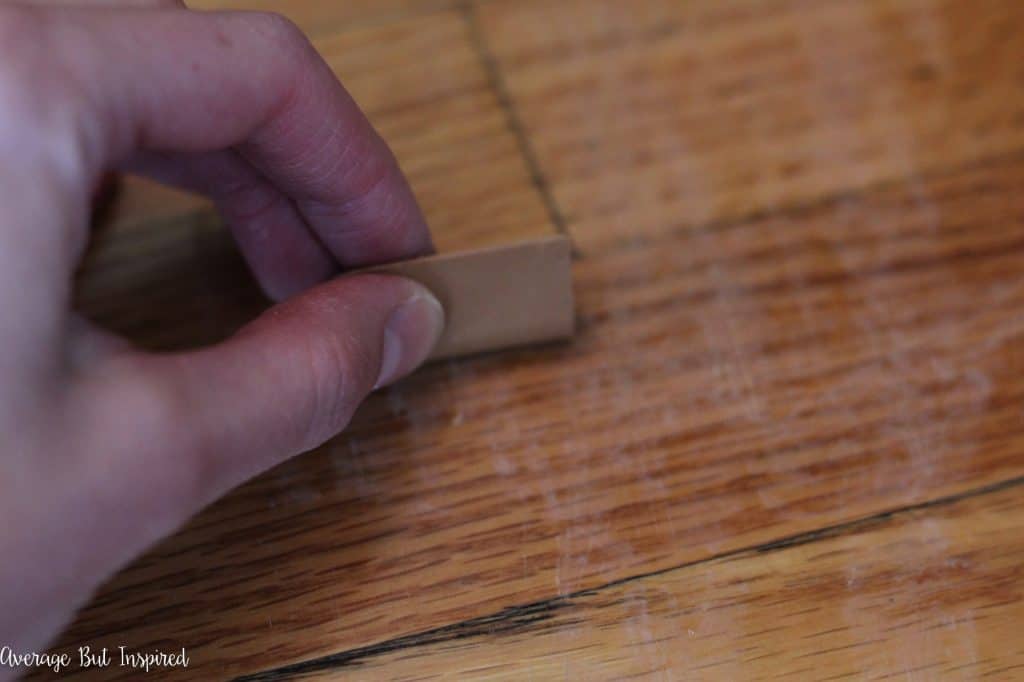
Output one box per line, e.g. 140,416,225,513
23,4,432,267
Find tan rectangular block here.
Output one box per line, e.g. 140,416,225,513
367,236,574,360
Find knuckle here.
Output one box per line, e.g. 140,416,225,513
303,156,392,224
214,175,283,227
343,156,394,214
241,11,313,58
0,6,90,180
81,355,217,516
226,11,319,124
290,319,375,449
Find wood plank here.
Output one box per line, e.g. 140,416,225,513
476,0,1024,245
79,8,556,351
282,482,1024,681
53,139,1024,680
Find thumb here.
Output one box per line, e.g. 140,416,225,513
69,273,443,541
6,274,442,654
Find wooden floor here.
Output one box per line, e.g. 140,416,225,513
43,0,1024,679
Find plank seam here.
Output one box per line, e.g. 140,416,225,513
460,2,574,244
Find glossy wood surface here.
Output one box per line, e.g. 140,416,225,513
40,0,1024,679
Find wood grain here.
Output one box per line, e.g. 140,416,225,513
278,482,1024,681
476,0,1024,242
38,0,1024,679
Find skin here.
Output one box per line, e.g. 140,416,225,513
0,0,446,670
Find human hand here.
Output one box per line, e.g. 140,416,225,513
0,1,443,667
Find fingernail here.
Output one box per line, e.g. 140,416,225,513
375,287,445,389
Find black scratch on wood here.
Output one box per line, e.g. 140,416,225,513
234,597,585,680
238,473,1024,680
